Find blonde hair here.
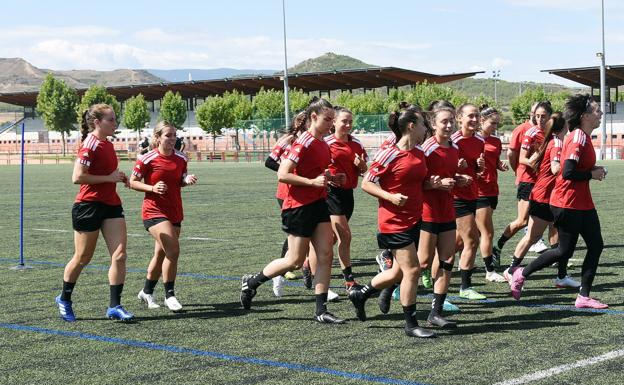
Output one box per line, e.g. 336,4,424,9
151,121,176,149
81,103,113,141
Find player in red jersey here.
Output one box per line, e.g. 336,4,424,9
130,121,197,311
475,106,509,283
510,95,608,308
55,104,134,322
240,98,347,324
505,113,579,287
325,106,368,291
495,101,553,258
507,102,539,173
348,106,436,338
451,104,486,300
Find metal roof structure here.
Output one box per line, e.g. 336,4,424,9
542,65,624,88
0,66,483,107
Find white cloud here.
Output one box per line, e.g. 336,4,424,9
492,57,512,69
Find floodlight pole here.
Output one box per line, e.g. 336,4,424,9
599,0,607,160
281,0,290,128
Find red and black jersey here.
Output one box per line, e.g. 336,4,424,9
365,146,427,233
517,126,545,183
550,130,596,210
477,135,502,197
133,149,188,223
269,140,292,200
510,120,532,184
421,136,458,223
75,133,121,206
530,137,562,204
325,134,368,190
451,131,484,201
282,131,332,210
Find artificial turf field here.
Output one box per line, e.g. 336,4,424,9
0,160,622,385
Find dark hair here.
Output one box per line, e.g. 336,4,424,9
531,101,553,125
427,99,455,111
288,110,308,136
387,102,424,141
479,104,499,118
564,93,594,131
425,106,456,135
533,112,566,167
457,103,478,117
306,96,333,118
330,105,353,134
80,103,113,141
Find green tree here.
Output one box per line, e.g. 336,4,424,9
510,87,549,124
288,88,310,114
196,95,233,151
36,74,78,156
77,85,121,127
333,90,386,132
225,90,252,151
159,91,187,129
122,94,150,146
252,88,285,135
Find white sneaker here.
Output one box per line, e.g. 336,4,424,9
164,296,183,311
137,290,160,309
327,289,340,302
485,271,507,283
272,276,285,297
503,268,512,284
529,239,549,253
554,276,581,288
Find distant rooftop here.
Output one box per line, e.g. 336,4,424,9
542,65,624,88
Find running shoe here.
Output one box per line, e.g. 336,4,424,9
459,288,487,300
55,295,76,322
327,289,340,302
404,325,436,338
485,271,507,283
392,286,400,301
348,288,367,321
164,296,183,311
344,280,361,293
106,305,135,322
554,276,581,288
510,267,526,300
427,313,457,329
284,271,297,280
503,268,512,283
421,268,433,289
240,274,257,310
442,300,460,312
491,246,501,268
315,312,345,324
272,275,285,297
302,260,313,289
375,249,393,272
529,239,549,253
574,295,608,309
378,286,394,314
137,290,160,309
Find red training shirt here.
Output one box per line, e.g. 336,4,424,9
451,131,484,201
530,137,562,204
269,140,291,201
325,134,368,190
75,133,121,206
517,126,545,184
421,136,458,223
477,135,502,197
510,120,533,184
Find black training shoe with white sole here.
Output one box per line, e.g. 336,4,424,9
378,286,394,314
405,325,436,338
315,312,345,324
348,288,367,321
240,274,257,310
427,313,457,329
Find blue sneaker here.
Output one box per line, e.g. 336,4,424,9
392,286,400,301
442,300,460,312
55,295,76,322
106,305,135,322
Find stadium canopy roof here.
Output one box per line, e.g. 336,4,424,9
542,65,624,88
0,67,484,107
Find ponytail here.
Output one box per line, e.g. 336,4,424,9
80,103,113,142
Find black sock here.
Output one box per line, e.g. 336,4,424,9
403,304,418,329
248,272,270,289
557,260,567,280
143,279,158,294
342,266,354,282
361,284,381,299
109,284,124,308
551,243,559,250
315,293,328,316
60,281,76,301
508,256,523,273
497,233,511,249
431,293,446,316
280,239,289,258
484,256,495,272
164,281,175,298
460,269,472,290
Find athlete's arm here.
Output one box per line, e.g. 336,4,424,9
72,162,126,185
361,180,407,206
277,159,326,188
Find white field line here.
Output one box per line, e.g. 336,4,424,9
492,349,624,385
32,228,228,242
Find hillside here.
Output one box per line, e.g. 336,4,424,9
285,52,376,74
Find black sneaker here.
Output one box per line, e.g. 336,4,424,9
240,274,257,310
302,261,313,289
378,286,394,314
492,246,501,268
405,325,436,338
315,311,345,324
348,288,367,321
427,313,457,329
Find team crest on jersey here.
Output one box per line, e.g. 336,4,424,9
82,152,89,157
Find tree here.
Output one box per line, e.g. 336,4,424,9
122,94,150,145
36,74,78,156
226,90,252,151
196,95,234,151
159,91,187,129
77,85,121,127
510,87,549,124
333,90,386,132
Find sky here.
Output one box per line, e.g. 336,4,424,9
2,0,623,87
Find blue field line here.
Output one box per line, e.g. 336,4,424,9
0,322,430,385
2,257,623,316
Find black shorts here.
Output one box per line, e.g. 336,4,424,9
143,217,182,231
517,182,535,201
421,220,457,235
276,198,284,210
529,200,554,222
377,222,422,250
454,199,477,218
476,196,499,210
281,199,330,237
72,202,124,232
326,186,355,220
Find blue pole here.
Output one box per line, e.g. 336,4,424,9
19,121,25,266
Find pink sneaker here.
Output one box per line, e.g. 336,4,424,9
503,268,512,284
575,295,609,309
510,268,525,300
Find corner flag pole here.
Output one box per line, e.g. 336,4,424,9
12,121,33,270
